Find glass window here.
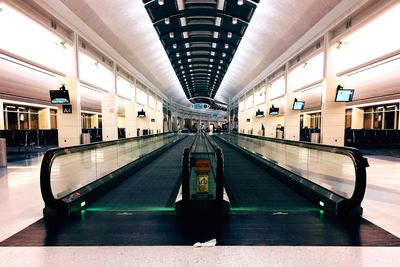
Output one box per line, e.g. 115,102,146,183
29,108,39,129
136,88,147,106
268,77,286,100
345,109,352,129
5,105,18,130
363,107,373,129
384,105,397,129
50,109,57,129
116,76,134,100
79,51,113,91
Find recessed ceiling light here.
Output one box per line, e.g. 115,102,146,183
173,43,177,49
220,60,223,64
210,59,214,62
178,60,181,64
169,32,174,38
186,52,191,56
232,17,238,24
222,52,226,57
176,52,180,57
188,59,192,62
227,32,232,38
225,43,229,49
238,0,244,6
158,0,164,6
165,17,170,24
211,51,215,56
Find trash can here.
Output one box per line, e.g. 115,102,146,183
81,133,90,144
0,138,7,167
311,133,320,143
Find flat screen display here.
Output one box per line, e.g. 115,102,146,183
293,101,305,110
269,107,279,115
49,90,70,104
335,89,354,102
255,110,264,118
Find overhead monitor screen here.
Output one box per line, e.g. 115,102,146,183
49,90,70,104
293,101,305,110
269,107,279,115
335,89,355,102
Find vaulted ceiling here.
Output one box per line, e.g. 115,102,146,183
59,0,342,108
143,0,259,110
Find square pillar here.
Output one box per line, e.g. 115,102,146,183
125,100,137,138
101,92,118,141
321,76,346,145
57,76,81,147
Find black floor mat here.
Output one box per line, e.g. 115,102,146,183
1,210,400,246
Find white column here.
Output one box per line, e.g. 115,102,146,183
57,32,81,147
320,34,346,146
38,108,51,129
124,99,137,137
284,92,301,141
101,91,118,141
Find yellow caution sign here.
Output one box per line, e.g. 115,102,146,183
197,173,209,193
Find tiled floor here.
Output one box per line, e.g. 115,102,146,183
0,151,400,266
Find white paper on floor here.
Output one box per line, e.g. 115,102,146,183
193,238,217,247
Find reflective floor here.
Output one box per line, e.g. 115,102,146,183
0,150,400,266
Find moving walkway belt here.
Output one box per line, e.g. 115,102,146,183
88,137,194,211
213,137,318,212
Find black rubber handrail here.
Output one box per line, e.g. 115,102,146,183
224,132,369,211
181,130,224,202
40,132,175,211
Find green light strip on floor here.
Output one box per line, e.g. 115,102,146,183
85,206,175,212
230,207,319,212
